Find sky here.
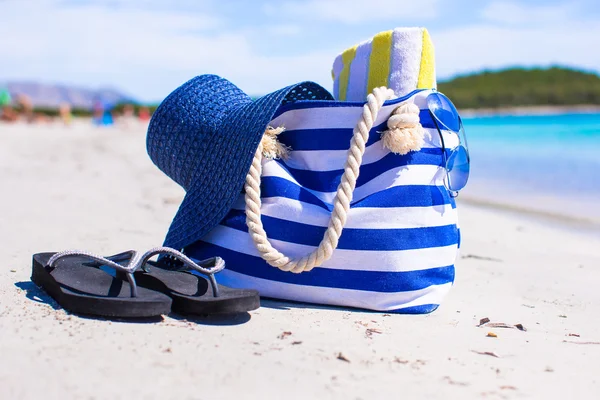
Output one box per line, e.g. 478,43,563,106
1,0,599,102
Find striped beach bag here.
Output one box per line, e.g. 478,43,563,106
185,87,461,314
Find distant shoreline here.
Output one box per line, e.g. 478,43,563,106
459,104,600,117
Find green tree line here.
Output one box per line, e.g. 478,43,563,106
26,103,159,118
437,66,600,109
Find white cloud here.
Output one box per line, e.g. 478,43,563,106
434,22,600,80
0,0,335,100
0,0,222,61
265,24,303,37
480,1,579,25
264,0,439,24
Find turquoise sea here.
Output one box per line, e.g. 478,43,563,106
460,112,600,223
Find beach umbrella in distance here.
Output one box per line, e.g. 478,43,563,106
101,100,115,126
0,88,11,106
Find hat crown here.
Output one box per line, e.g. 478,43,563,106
146,74,333,251
147,75,251,190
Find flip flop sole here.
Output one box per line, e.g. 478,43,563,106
31,253,172,318
134,266,260,315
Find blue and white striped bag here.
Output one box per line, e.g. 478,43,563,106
186,89,460,313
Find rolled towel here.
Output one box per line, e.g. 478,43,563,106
332,27,436,101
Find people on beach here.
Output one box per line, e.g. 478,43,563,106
92,100,115,126
0,92,55,124
138,106,151,122
0,88,18,122
0,106,18,122
59,103,73,126
0,87,11,107
92,100,104,125
118,103,136,129
16,94,35,123
123,104,135,119
1,92,153,126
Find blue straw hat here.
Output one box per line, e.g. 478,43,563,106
147,75,333,251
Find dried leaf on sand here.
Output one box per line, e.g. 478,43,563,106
472,350,501,358
365,328,382,338
277,331,292,339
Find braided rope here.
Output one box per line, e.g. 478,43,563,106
244,87,423,273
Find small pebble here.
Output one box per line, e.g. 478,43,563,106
515,323,527,331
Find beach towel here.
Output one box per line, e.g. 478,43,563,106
333,27,436,101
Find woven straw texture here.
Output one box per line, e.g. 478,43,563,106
146,75,332,251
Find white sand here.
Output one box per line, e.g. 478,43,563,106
1,122,599,399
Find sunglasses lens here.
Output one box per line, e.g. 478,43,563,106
446,144,470,192
428,92,470,193
427,92,461,132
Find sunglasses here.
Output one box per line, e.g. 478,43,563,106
426,92,470,197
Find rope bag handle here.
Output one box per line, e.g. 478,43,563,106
244,87,425,273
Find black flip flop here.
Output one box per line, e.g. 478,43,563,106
130,248,260,315
31,250,172,318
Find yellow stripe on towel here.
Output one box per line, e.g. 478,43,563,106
339,46,357,101
417,29,436,89
366,30,393,94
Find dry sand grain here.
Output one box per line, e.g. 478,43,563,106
1,122,599,399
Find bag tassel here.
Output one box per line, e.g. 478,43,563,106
261,126,290,160
381,102,425,155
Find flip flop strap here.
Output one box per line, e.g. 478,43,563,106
46,247,225,298
136,247,225,298
47,250,141,298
